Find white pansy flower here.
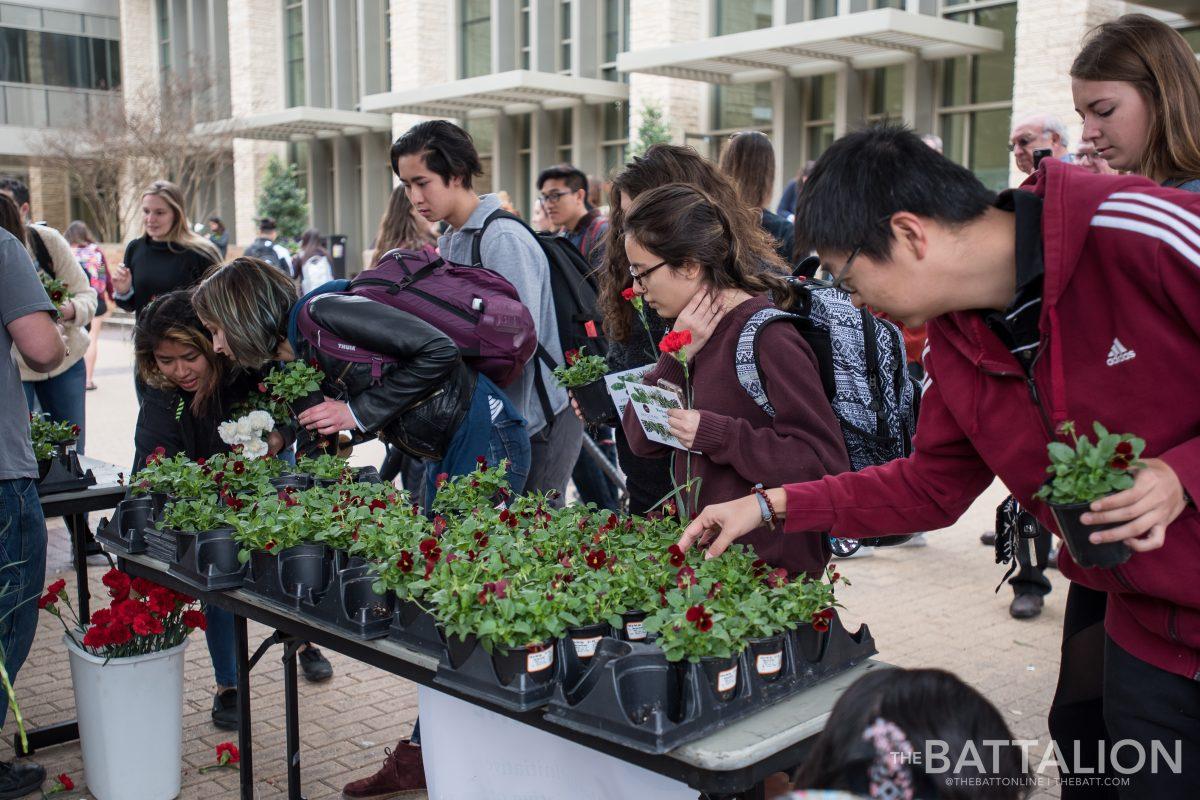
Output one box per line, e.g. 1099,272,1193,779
248,410,274,432
218,421,240,445
242,438,269,459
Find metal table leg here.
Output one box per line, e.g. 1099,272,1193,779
282,639,305,800
235,615,254,800
65,512,90,623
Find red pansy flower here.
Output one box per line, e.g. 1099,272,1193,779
397,550,414,573
667,544,685,567
585,549,606,570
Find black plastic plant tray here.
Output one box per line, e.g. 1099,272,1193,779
302,556,394,639
434,635,569,713
96,498,152,555
167,527,247,592
241,545,335,611
37,450,96,496
387,600,445,658
543,614,877,754
143,527,178,561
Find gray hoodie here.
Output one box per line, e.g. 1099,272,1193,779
439,193,567,435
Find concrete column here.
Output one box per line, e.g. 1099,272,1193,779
120,0,157,105
531,0,556,72
573,0,599,78
28,167,70,232
494,0,519,73
208,0,231,119
493,114,518,201
572,104,602,176
332,136,363,274
308,138,334,234
360,131,392,272
357,0,387,97
329,0,357,110
834,67,864,136
303,0,329,106
773,76,804,207
232,139,287,243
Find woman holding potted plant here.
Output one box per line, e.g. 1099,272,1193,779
620,183,849,576
130,291,335,727
191,257,530,505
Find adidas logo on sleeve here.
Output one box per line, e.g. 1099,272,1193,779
1106,338,1136,366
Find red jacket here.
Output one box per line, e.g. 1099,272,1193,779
782,158,1200,680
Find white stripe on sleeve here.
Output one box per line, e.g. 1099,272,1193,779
1091,215,1200,268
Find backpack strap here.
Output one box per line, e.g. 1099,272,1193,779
28,227,53,278
735,307,803,419
469,208,532,268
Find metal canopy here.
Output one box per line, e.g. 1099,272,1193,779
360,70,629,118
617,8,1004,84
198,106,394,141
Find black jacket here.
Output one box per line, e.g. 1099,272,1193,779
116,236,218,316
133,370,293,471
298,294,475,460
760,209,795,266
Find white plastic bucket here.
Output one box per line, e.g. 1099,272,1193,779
65,636,188,800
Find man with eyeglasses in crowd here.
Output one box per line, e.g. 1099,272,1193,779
535,164,621,512
1009,112,1072,175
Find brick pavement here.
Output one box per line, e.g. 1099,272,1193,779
8,327,1068,798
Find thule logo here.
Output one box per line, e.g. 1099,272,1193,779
1106,338,1136,366
337,343,357,351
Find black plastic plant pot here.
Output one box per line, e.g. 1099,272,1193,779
747,634,787,683
617,610,649,642
97,497,152,554
389,600,446,658
444,633,479,670
168,527,247,591
270,474,314,492
150,491,177,520
277,544,335,606
305,560,394,639
491,640,557,687
566,622,612,661
37,459,51,481
290,389,326,417
246,550,282,598
1048,499,1132,569
570,379,616,426
699,654,742,703
35,448,95,495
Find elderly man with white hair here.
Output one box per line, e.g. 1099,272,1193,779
1009,112,1070,175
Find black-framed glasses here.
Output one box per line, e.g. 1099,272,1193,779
629,260,667,288
829,246,862,293
539,189,572,205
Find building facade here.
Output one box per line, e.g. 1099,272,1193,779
5,0,1198,270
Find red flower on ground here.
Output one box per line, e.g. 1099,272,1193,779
621,287,636,301
183,610,207,631
585,549,606,570
102,568,131,601
56,773,74,790
216,741,240,765
658,330,693,355
667,544,685,568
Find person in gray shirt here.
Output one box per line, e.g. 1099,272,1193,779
392,121,584,503
0,224,65,797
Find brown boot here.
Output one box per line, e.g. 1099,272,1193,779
342,740,426,799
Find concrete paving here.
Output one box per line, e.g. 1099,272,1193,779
9,326,1066,798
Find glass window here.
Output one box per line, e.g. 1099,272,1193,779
0,27,121,90
285,0,304,107
520,3,530,70
715,0,772,36
810,0,836,19
600,0,629,83
715,82,773,132
805,72,835,160
601,100,629,176
461,0,491,78
937,2,1016,189
0,27,28,83
867,65,904,121
871,0,904,7
157,0,170,83
1182,27,1200,53
559,0,572,73
806,125,834,160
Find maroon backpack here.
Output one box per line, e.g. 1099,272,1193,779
296,247,537,387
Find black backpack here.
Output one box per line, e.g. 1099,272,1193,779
244,238,289,274
471,209,608,421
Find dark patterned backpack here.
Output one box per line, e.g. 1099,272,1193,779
736,268,920,553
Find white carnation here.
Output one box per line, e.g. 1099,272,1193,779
248,410,274,432
242,438,268,459
235,418,254,438
218,421,240,445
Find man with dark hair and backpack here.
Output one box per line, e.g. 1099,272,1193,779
243,217,292,275
537,163,608,266
392,120,590,502
680,124,1200,799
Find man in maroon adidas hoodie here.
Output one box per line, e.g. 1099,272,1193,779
679,126,1198,798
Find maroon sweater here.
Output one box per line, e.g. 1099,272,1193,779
623,294,849,575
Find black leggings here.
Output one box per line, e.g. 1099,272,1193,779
1048,583,1117,799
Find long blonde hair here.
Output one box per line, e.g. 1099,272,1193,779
140,180,222,261
1071,14,1200,183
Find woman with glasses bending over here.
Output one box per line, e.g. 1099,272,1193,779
619,183,849,576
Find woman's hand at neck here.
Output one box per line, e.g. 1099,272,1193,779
671,287,748,360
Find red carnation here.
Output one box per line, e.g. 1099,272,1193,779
564,349,580,365
82,625,108,649
658,329,693,355
621,287,636,301
37,593,56,610
105,622,132,645
132,614,165,636
91,608,112,626
102,568,131,601
147,587,176,615
216,741,240,764
46,578,66,596
131,577,156,597
56,773,74,791
183,610,207,630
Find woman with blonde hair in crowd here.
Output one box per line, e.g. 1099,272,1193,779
65,220,111,391
111,180,221,317
369,185,437,268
